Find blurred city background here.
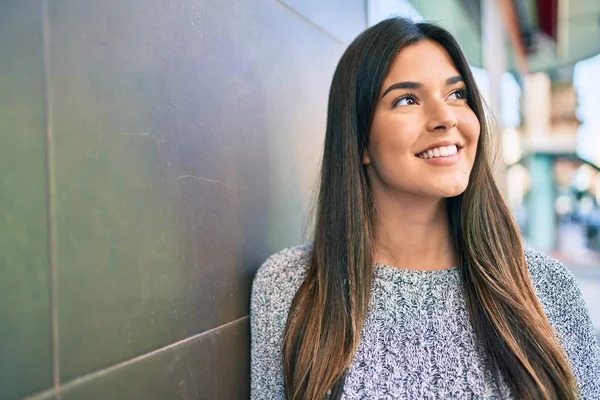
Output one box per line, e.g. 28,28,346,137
1,0,599,399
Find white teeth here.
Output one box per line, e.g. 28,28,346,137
418,144,458,159
447,145,458,155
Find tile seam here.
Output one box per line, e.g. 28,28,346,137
41,0,60,392
58,316,249,392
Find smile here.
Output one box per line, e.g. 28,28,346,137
416,145,462,166
416,144,458,159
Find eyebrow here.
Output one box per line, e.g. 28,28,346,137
380,75,464,99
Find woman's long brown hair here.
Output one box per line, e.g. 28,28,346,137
282,17,579,400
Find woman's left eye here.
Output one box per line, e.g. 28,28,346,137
448,89,467,100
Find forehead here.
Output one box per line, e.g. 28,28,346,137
382,40,461,87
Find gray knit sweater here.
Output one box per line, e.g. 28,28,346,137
250,245,600,399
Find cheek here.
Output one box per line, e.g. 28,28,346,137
458,110,481,151
369,116,418,157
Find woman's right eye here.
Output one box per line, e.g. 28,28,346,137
392,95,416,108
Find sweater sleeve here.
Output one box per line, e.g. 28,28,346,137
525,248,600,399
250,246,309,400
250,258,287,400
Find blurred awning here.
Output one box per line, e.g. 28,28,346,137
522,0,600,73
408,0,600,74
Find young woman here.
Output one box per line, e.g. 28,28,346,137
250,17,600,399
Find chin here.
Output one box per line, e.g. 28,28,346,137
442,188,467,198
433,180,469,198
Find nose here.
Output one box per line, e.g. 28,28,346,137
425,101,458,132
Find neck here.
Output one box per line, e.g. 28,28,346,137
372,189,457,271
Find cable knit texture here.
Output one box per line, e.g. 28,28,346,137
250,245,600,399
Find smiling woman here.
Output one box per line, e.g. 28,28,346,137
364,40,480,202
250,17,600,400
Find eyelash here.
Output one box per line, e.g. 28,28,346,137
452,88,468,101
391,88,468,108
392,92,417,108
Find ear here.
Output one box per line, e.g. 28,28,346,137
362,148,371,165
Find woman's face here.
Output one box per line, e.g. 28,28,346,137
363,40,480,199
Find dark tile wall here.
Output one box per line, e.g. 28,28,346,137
58,318,250,400
0,0,365,398
0,1,53,398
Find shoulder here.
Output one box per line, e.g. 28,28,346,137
523,247,600,397
252,244,311,294
524,247,577,290
523,246,581,316
250,244,312,315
